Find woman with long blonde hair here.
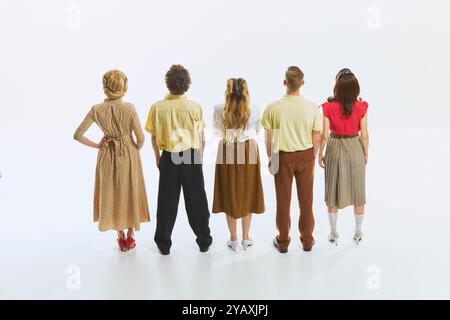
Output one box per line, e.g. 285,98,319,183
212,78,265,251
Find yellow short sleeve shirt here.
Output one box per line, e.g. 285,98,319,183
145,94,205,152
261,95,322,153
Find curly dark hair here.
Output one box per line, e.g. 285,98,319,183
165,64,191,95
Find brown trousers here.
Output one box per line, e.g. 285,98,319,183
274,148,315,250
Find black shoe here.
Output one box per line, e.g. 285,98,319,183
198,237,213,253
273,237,288,254
158,247,170,255
303,240,315,252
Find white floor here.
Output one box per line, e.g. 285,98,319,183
2,0,450,300
1,120,450,300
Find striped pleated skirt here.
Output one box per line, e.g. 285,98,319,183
212,139,265,219
325,133,366,209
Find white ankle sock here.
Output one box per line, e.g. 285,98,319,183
328,213,338,234
355,214,364,233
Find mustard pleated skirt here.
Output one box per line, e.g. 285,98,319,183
212,140,265,219
325,134,366,209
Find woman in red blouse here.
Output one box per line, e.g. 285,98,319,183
318,69,369,245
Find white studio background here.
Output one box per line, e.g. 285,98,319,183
0,0,449,299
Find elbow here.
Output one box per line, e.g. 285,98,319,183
314,138,321,146
137,136,145,149
313,131,321,140
137,139,144,150
360,133,369,141
73,131,81,141
200,134,206,144
136,142,143,150
151,136,159,149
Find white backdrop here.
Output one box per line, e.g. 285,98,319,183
1,0,450,299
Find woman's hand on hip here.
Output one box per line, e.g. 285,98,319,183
97,136,108,149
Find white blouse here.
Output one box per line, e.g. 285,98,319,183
213,104,262,142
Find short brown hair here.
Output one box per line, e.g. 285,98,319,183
285,66,304,91
165,64,191,95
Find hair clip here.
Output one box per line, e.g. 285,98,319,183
336,68,354,81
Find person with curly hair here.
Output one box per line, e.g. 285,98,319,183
145,64,213,255
74,70,150,252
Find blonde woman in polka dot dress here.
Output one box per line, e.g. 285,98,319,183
74,70,150,252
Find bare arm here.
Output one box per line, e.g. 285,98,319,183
312,131,321,158
151,135,161,168
199,131,205,159
73,109,105,149
359,113,369,164
76,136,105,149
265,128,278,175
264,129,272,158
318,117,330,168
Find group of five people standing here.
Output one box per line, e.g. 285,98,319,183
74,65,369,255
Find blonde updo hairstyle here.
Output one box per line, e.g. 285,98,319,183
102,69,128,100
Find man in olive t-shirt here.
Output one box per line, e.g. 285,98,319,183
261,66,322,253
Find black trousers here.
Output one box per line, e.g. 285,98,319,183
154,149,213,252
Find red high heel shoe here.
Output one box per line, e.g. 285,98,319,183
126,235,136,250
117,235,128,252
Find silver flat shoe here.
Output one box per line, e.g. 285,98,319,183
227,240,238,251
353,232,363,245
241,239,253,250
328,232,339,245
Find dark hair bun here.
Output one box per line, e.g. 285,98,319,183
336,68,354,81
232,79,243,98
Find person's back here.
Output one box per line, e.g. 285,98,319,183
73,69,150,252
145,64,212,256
264,95,321,153
147,94,204,153
211,78,265,251
318,68,369,246
90,100,139,140
321,100,368,136
262,66,322,254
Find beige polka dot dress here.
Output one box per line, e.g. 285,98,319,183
74,99,150,231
